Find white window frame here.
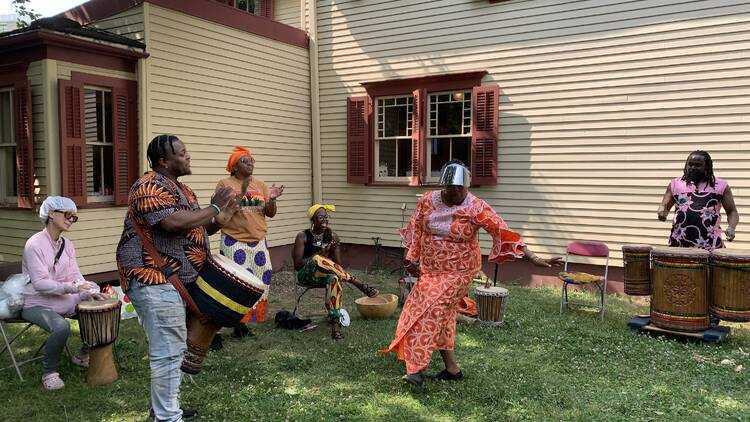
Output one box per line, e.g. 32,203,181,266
84,86,115,203
374,95,413,183
235,0,258,14
0,87,17,204
425,90,472,182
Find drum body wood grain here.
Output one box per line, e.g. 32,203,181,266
622,245,652,296
473,286,509,326
710,249,750,322
650,247,710,332
77,298,121,385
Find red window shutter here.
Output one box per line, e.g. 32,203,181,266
260,0,273,19
58,79,87,206
346,95,371,184
409,88,426,187
471,84,499,186
112,82,138,206
13,79,34,209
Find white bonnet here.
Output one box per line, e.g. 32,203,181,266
39,196,77,224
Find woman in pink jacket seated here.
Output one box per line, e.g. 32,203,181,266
22,196,105,390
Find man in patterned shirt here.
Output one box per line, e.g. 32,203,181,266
116,135,236,422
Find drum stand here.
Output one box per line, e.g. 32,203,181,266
627,316,730,343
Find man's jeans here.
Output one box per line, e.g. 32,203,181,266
127,280,186,422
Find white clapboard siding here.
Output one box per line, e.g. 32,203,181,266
275,0,303,29
147,4,312,253
316,0,750,266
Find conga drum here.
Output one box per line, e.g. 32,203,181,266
77,298,121,385
710,249,750,322
182,253,267,374
473,286,509,326
650,247,710,332
622,245,652,296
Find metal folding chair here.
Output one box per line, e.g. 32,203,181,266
0,318,73,381
559,241,609,320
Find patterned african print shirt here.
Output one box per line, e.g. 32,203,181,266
116,171,210,290
668,177,728,251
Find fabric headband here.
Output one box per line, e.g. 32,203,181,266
307,204,335,220
226,146,254,173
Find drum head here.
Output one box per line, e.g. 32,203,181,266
475,286,509,296
210,253,266,290
622,245,652,253
651,246,709,259
711,248,750,261
78,298,119,311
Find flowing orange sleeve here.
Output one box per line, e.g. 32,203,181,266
472,198,525,264
399,193,430,262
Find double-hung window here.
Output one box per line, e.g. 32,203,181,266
347,72,498,186
375,96,413,181
0,74,34,209
59,72,138,207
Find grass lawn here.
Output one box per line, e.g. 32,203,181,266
2,271,749,421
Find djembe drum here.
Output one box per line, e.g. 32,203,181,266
473,286,509,326
77,298,121,385
710,249,750,322
622,245,652,296
182,253,267,374
650,247,710,332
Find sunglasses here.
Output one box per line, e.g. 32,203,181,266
53,210,79,223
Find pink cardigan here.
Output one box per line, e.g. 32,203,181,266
22,229,89,316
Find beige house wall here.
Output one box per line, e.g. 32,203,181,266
315,0,750,264
145,4,313,253
275,0,302,29
88,5,145,41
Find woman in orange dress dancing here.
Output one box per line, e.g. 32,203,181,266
380,160,561,385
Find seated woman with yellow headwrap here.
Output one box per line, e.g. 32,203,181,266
292,205,379,340
215,146,285,337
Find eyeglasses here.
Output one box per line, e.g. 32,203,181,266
239,157,255,164
53,210,79,223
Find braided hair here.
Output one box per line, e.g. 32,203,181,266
681,150,715,188
146,134,180,170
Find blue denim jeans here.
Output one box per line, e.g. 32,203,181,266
127,280,186,422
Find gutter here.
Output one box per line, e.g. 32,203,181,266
308,0,322,203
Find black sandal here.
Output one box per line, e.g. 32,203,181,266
432,369,464,381
331,322,344,340
402,372,424,386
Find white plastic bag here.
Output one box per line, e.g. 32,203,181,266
0,273,30,319
102,286,138,320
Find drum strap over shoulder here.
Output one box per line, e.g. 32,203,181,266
130,214,209,325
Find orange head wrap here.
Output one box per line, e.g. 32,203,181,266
226,146,254,173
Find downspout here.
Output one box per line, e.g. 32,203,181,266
308,0,322,203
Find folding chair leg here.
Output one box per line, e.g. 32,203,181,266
0,322,24,382
560,283,566,314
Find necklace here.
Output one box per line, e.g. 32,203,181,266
311,230,324,244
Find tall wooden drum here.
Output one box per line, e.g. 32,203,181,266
474,286,509,326
710,249,750,322
650,247,710,332
77,298,121,385
622,245,652,296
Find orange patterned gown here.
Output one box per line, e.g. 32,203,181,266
380,191,525,374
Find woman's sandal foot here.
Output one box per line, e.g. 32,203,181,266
331,323,344,340
432,369,464,381
402,372,424,386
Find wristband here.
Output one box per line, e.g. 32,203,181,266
209,203,221,215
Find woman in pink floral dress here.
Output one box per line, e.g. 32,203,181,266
380,161,561,385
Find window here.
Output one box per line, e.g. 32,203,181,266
214,0,272,18
59,72,138,207
426,90,472,181
348,71,498,186
0,88,17,204
375,96,413,181
84,87,114,202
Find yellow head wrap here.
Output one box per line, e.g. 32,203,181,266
307,204,335,220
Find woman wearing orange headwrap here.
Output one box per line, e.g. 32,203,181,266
214,146,285,338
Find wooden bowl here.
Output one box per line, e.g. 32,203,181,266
355,294,398,319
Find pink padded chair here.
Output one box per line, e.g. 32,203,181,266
558,241,609,320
